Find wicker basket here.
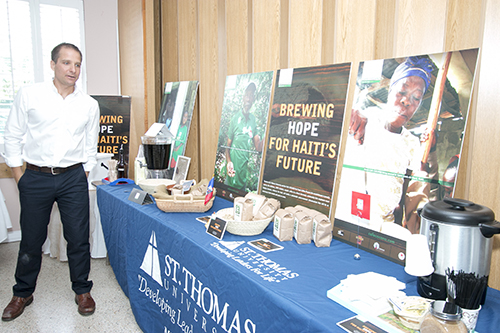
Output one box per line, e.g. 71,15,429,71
155,192,215,213
216,208,273,236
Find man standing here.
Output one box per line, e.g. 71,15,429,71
225,82,263,191
2,43,99,321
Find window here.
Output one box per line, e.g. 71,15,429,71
0,0,86,143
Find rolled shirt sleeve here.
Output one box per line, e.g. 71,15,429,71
4,86,29,168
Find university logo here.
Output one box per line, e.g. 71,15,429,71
219,240,244,250
140,231,163,286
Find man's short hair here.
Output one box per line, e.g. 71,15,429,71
51,43,82,63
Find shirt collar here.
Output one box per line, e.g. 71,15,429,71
47,80,81,98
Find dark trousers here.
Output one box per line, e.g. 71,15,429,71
13,165,93,297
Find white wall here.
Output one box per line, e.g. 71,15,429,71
83,0,120,95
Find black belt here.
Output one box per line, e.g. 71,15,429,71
26,162,82,175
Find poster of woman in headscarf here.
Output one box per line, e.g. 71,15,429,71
334,49,479,263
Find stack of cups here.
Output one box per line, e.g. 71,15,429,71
461,306,481,332
108,159,118,182
405,234,434,277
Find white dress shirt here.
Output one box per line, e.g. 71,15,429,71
4,81,100,172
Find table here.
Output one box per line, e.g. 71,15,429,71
96,184,500,333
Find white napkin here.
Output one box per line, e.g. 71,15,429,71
338,272,406,313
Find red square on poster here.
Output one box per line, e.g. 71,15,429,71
351,191,370,220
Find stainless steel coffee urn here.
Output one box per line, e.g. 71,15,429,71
418,198,500,301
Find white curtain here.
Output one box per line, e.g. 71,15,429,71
0,188,13,243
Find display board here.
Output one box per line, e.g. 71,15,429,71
260,64,351,216
214,72,274,200
157,81,199,169
93,95,131,162
333,49,479,264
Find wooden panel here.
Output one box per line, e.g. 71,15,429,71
445,0,482,51
198,0,225,179
225,0,250,74
394,0,447,56
178,0,200,181
280,0,289,69
288,0,323,67
253,0,283,72
118,0,145,179
450,50,480,201
468,0,500,290
144,0,161,129
442,0,483,200
334,0,377,63
321,0,335,65
161,0,179,83
178,0,198,79
374,0,396,59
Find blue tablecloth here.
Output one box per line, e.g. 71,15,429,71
96,184,500,333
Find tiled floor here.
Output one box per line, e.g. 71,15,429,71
0,241,143,333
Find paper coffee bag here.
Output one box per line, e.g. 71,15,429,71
293,211,313,244
273,209,294,241
294,205,308,212
255,198,281,220
312,213,332,247
245,193,267,216
234,197,254,221
295,205,320,219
